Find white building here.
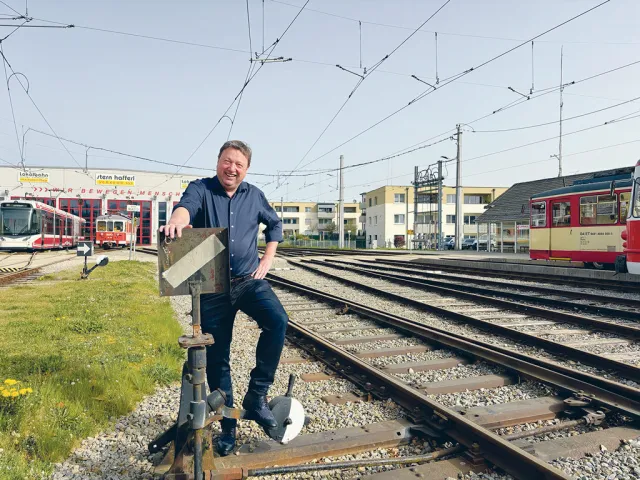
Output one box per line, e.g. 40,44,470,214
361,185,508,248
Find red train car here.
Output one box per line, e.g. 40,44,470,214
529,171,632,269
95,213,133,249
0,199,85,251
620,160,640,274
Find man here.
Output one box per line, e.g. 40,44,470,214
160,140,288,456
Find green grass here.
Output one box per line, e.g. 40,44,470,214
0,261,184,479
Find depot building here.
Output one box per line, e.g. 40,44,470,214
0,166,204,245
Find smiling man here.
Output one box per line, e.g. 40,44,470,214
160,140,286,456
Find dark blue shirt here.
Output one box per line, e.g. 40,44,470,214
174,176,282,277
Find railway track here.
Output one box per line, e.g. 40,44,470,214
372,257,640,294
263,273,640,479
287,259,640,386
140,246,640,478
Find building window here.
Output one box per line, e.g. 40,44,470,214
158,202,167,226
417,193,437,203
283,206,299,213
446,214,456,224
446,194,456,204
463,215,476,225
318,218,332,225
305,207,312,212
274,206,281,212
374,196,378,206
552,201,571,227
374,216,378,225
580,194,617,225
394,214,405,224
283,218,298,224
394,193,405,203
368,216,372,225
318,207,333,213
305,218,312,225
368,198,372,207
531,201,546,227
464,195,485,204
344,206,356,213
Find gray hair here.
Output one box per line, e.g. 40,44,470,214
218,140,252,166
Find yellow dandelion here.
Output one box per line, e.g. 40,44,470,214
4,379,18,386
25,388,33,394
10,391,18,398
55,317,61,321
18,389,28,395
1,391,10,397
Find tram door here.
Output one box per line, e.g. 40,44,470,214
550,200,572,259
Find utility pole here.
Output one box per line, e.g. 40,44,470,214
405,186,409,250
413,166,418,249
454,124,463,250
558,46,564,177
338,155,345,248
437,160,444,250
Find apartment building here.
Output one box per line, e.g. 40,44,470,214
361,185,508,248
266,201,361,238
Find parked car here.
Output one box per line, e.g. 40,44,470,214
461,238,476,250
444,237,455,250
472,235,497,251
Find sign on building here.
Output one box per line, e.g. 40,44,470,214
180,179,190,190
18,171,49,183
126,204,141,213
95,173,136,186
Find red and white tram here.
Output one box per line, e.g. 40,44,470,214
0,199,85,251
529,170,632,269
621,160,640,274
95,213,133,249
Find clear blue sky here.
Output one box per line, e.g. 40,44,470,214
0,0,638,202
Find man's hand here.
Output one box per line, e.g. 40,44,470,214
159,223,192,239
252,254,273,280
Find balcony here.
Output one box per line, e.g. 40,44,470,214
317,210,334,218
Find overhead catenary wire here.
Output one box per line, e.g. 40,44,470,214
292,0,612,173
270,0,637,45
268,0,453,198
474,95,640,133
0,44,23,168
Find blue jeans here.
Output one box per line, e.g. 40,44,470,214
200,277,289,408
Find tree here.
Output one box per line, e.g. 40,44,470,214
323,222,337,236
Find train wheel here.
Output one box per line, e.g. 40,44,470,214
590,262,605,270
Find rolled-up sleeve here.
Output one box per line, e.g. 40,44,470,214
173,180,204,225
258,192,283,243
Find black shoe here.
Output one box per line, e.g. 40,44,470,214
242,391,277,429
216,418,236,457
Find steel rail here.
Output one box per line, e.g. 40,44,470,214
372,258,640,293
315,259,640,324
286,259,640,386
270,277,584,479
341,258,640,310
269,273,640,416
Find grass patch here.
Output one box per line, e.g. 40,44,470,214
0,261,183,479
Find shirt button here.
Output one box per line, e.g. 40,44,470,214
231,254,234,257
231,225,234,228
230,267,233,271
232,239,234,242
231,212,233,215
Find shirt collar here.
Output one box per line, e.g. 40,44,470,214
211,176,249,194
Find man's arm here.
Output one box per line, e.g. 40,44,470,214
253,192,283,280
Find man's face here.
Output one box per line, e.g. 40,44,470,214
216,148,249,192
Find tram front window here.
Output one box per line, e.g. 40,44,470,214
633,180,640,218
114,221,123,232
0,204,40,235
97,221,107,232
